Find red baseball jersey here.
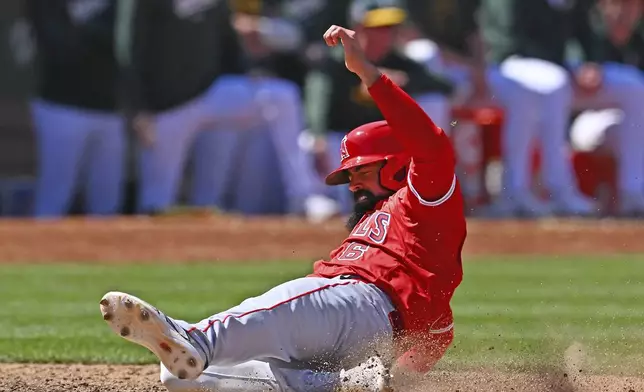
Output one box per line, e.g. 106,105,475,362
312,74,466,371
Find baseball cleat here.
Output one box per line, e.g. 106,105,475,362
99,292,209,381
337,356,392,392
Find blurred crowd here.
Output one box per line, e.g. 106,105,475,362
10,0,644,221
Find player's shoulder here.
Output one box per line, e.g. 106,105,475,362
380,188,411,214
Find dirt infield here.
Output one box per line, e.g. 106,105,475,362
1,215,643,391
2,362,644,392
0,215,643,263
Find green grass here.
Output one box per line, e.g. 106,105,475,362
1,256,643,374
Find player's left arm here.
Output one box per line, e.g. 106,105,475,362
391,311,455,379
322,25,456,203
368,74,456,204
394,329,453,376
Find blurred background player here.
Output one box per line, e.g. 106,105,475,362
480,0,598,217
402,0,488,111
114,0,249,216
116,0,338,222
568,0,644,217
304,0,455,214
398,0,490,213
27,0,126,217
218,0,340,221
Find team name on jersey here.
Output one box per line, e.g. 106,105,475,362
337,211,391,261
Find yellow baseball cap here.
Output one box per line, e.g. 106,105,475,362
230,0,262,15
350,0,407,28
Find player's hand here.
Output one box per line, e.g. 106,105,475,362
323,25,380,86
323,25,363,73
574,62,603,96
133,113,155,147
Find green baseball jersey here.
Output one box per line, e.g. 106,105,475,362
305,46,454,136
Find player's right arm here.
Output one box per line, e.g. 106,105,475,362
323,25,455,204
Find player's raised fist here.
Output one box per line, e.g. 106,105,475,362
323,25,368,75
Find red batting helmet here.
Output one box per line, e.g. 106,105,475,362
325,120,410,192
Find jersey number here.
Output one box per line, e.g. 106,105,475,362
337,212,391,261
337,243,370,261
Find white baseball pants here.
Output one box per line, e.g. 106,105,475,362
137,75,325,215
31,99,126,217
161,276,396,392
487,57,644,199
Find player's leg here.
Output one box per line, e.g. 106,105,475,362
576,62,644,216
160,357,389,392
228,127,289,214
30,99,91,217
137,103,201,214
252,78,339,222
188,75,257,208
486,59,551,217
191,125,285,215
83,112,126,215
189,128,249,208
194,276,393,368
534,70,596,216
160,360,280,392
100,276,395,381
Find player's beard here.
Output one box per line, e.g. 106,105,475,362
346,189,390,231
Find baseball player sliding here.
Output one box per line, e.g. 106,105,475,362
100,24,466,392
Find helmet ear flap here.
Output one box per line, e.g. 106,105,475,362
378,155,410,192
393,166,407,182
